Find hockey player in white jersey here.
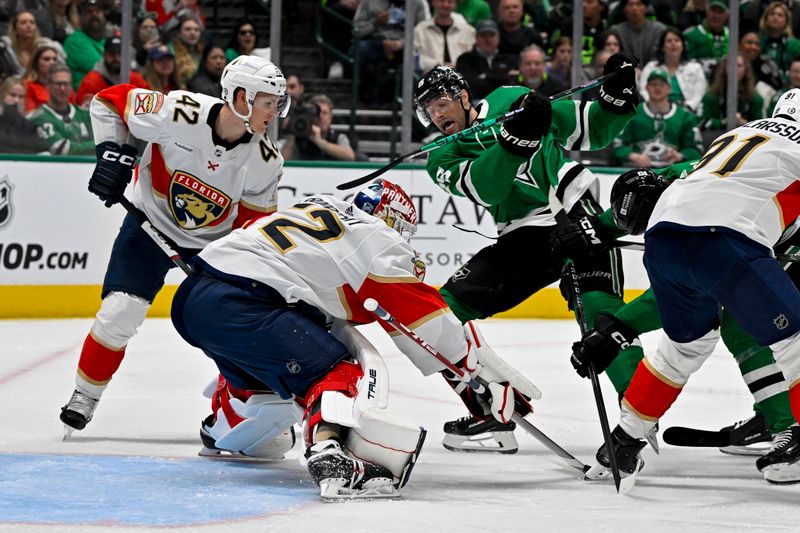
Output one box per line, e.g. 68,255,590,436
170,180,540,499
60,56,288,437
584,89,800,486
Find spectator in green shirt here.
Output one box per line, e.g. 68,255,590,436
683,0,729,78
63,0,106,90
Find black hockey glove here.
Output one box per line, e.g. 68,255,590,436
549,214,609,261
571,314,639,378
89,141,138,207
598,52,640,115
498,91,552,158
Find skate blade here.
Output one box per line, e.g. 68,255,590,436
441,432,518,454
719,443,771,456
583,458,644,495
319,480,400,501
619,458,644,495
198,446,285,462
62,425,75,441
763,462,800,484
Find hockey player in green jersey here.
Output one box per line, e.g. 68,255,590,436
413,55,643,454
572,163,798,484
26,64,94,155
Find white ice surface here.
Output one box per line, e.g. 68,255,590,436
1,318,799,533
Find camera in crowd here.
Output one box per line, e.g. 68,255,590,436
287,102,321,138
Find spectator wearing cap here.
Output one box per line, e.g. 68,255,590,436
516,44,560,96
496,0,544,56
455,0,491,26
142,44,178,93
455,18,518,98
76,35,150,107
613,69,702,168
638,27,707,113
414,0,475,73
26,63,94,155
683,0,729,78
610,0,666,65
64,0,107,90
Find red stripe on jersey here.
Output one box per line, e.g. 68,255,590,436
149,144,172,197
95,84,137,126
233,204,275,230
356,276,449,333
775,181,800,229
622,358,683,421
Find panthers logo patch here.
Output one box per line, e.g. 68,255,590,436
169,172,231,229
412,253,426,281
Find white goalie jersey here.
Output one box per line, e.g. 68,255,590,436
90,84,282,249
197,195,468,375
648,117,800,250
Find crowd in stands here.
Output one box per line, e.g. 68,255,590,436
3,0,800,164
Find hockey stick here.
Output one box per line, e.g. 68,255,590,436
363,298,591,474
548,190,624,492
118,196,192,275
335,70,622,191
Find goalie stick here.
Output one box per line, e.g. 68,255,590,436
336,70,623,191
363,298,591,475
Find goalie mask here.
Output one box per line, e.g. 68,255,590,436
772,88,800,122
353,179,418,240
413,65,471,128
610,169,667,235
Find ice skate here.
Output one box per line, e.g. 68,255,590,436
719,413,772,456
756,425,800,484
198,414,296,460
305,439,398,501
60,389,99,439
585,425,646,484
442,415,519,454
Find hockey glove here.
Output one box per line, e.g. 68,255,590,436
598,52,640,115
89,141,138,207
498,91,552,158
549,214,608,261
442,321,542,423
571,314,640,378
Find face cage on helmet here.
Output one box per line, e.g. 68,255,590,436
381,208,417,241
415,86,462,128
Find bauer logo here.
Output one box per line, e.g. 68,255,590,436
169,172,231,229
0,176,14,230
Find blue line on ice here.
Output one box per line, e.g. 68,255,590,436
0,453,317,526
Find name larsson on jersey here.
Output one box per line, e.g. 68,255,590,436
749,119,800,143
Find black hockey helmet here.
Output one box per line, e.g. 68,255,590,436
413,66,471,127
610,169,667,235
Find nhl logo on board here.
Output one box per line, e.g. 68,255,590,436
286,360,301,374
774,314,789,330
0,176,14,230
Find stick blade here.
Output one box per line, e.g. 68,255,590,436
336,167,386,190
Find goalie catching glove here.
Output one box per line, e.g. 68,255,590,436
89,141,138,207
442,321,541,423
598,52,639,115
498,91,552,157
571,313,640,378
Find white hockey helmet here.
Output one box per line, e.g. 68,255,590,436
220,55,291,132
772,88,800,122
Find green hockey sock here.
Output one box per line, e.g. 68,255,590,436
439,287,483,323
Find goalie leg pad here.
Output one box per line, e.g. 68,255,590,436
204,379,302,459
